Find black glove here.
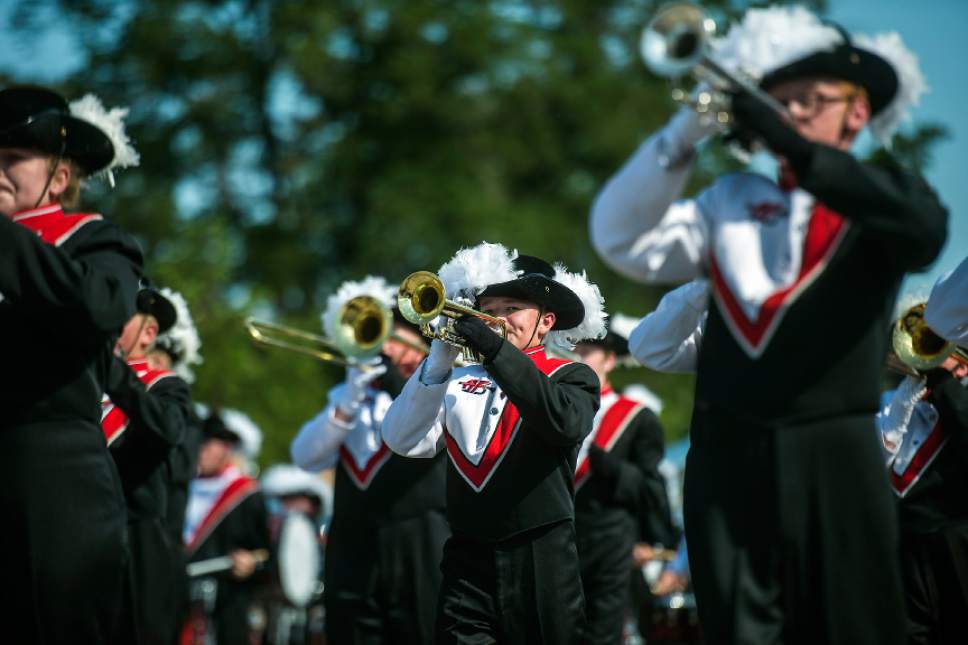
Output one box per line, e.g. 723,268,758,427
588,445,621,482
453,315,504,363
730,90,814,175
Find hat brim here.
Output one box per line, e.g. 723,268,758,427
478,275,585,330
577,330,629,356
137,289,178,334
761,45,898,116
0,111,114,175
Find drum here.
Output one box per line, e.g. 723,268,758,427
276,512,322,608
643,592,703,645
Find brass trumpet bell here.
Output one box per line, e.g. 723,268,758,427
892,303,968,373
397,271,507,363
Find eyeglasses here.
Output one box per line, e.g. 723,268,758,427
772,91,855,118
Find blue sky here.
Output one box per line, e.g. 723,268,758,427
0,0,964,296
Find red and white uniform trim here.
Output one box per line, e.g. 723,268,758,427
100,358,177,445
13,204,103,247
574,386,644,490
183,466,259,554
885,393,947,498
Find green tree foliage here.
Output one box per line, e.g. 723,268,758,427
3,0,941,465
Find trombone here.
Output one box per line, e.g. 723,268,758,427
398,271,507,363
890,303,968,375
640,2,788,131
245,296,426,367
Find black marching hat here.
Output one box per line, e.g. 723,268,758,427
577,327,629,357
476,255,585,330
202,411,241,444
760,26,899,118
0,86,114,175
136,281,178,335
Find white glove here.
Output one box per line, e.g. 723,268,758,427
336,359,387,418
422,339,461,385
659,104,720,168
879,375,927,455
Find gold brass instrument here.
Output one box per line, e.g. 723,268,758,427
640,2,788,130
397,271,507,363
891,303,968,374
245,295,426,366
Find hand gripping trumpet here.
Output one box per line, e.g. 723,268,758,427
397,271,507,364
245,295,425,367
640,2,788,131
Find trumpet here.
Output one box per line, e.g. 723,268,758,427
891,303,968,374
397,271,507,363
640,2,787,131
245,296,425,366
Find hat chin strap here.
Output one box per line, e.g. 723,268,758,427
34,137,67,210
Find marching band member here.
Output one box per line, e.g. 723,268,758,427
878,294,968,643
0,85,142,642
290,276,448,645
382,243,606,645
589,6,948,643
183,409,270,645
102,283,193,644
572,314,675,645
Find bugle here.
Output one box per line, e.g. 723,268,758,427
397,271,507,363
892,303,968,374
640,2,787,130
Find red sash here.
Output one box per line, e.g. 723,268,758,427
12,204,103,247
101,358,176,445
575,394,643,489
184,473,259,554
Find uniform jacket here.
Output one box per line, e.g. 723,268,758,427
591,121,947,424
383,342,599,541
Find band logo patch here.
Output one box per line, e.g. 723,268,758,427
747,201,785,223
459,378,493,395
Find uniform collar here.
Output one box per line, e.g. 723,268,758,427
11,203,63,222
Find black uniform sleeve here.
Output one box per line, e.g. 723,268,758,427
484,342,600,447
0,216,143,336
798,147,947,271
108,357,191,488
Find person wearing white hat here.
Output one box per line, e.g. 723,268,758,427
572,315,675,645
382,242,606,644
0,84,143,642
590,6,949,644
182,409,270,645
290,275,448,645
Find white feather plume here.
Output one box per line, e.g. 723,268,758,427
153,287,202,384
219,408,263,459
854,31,927,145
321,275,396,338
712,6,842,81
608,312,640,341
623,383,664,414
893,287,931,321
437,242,519,300
68,94,140,186
261,464,332,507
545,264,607,352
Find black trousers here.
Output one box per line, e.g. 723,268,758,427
575,519,633,645
435,520,586,645
121,517,179,645
326,510,449,645
900,524,968,645
0,420,129,644
684,411,906,645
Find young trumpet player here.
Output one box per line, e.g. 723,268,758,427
382,242,606,645
590,6,947,643
290,276,448,645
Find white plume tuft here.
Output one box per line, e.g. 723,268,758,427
68,94,140,186
219,408,262,460
608,312,640,341
437,242,519,301
545,264,607,352
712,6,842,81
261,464,333,508
854,31,927,145
893,287,931,322
623,383,664,414
321,275,396,338
153,288,202,383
